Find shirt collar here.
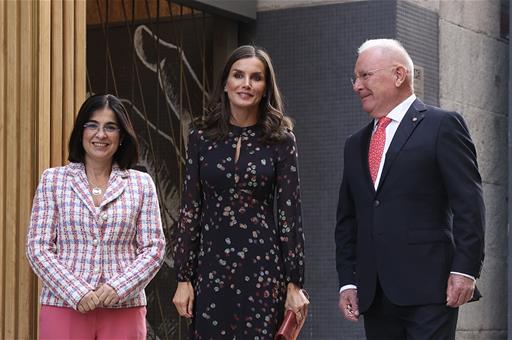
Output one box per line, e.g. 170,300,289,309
374,94,416,126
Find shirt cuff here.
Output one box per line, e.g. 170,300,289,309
450,271,476,281
339,284,357,293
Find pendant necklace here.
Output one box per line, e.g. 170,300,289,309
88,177,105,196
86,166,110,197
91,186,102,196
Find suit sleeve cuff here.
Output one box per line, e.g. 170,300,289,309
450,271,476,281
339,284,357,293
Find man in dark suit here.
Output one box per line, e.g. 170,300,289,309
335,39,485,339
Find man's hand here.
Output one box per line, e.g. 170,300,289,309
172,281,195,318
96,284,120,307
446,273,475,308
77,291,100,314
339,289,359,322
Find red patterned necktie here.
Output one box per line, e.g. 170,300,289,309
368,116,392,184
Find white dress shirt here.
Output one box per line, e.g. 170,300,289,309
372,94,416,190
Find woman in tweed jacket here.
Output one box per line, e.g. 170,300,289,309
26,94,166,339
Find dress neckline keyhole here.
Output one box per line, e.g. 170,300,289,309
234,136,242,164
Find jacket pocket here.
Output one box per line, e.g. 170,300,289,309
407,228,453,244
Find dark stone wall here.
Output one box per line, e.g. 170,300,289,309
397,0,439,105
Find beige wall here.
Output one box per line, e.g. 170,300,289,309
407,1,508,338
436,1,508,338
0,1,86,338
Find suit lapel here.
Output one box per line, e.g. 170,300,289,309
360,121,375,194
377,99,426,192
100,165,128,209
68,163,97,216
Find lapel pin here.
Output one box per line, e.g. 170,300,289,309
412,117,418,122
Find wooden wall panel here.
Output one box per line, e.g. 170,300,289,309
63,0,75,160
50,0,63,168
38,0,52,174
18,1,35,339
75,0,87,114
4,1,20,338
0,1,86,338
0,0,6,337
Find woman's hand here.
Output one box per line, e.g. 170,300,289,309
96,284,120,307
77,291,100,314
284,283,310,323
172,281,195,318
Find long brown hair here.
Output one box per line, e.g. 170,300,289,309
198,45,292,142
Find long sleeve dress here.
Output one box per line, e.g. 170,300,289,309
174,124,305,339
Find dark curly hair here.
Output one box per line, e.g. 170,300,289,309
198,45,292,143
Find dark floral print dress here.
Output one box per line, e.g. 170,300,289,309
174,124,305,340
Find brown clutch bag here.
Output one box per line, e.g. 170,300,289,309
274,309,302,340
275,289,309,340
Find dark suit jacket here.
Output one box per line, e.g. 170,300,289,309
335,99,485,313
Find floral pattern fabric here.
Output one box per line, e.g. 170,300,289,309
174,124,305,339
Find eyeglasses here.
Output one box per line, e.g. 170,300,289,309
350,67,394,86
83,122,121,135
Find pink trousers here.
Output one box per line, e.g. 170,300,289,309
39,305,146,340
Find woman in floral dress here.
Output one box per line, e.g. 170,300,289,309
172,45,308,339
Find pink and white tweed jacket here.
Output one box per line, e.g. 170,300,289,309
26,162,165,310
